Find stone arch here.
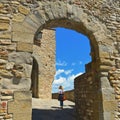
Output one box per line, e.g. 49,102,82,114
17,1,108,90
17,2,116,120
0,0,119,120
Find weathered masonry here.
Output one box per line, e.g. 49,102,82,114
0,0,119,120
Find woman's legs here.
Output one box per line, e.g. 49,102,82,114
60,100,63,109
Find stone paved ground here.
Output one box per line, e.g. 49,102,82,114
32,98,76,120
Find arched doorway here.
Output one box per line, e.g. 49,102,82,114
33,18,100,96
31,18,104,120
52,27,92,93
3,1,117,120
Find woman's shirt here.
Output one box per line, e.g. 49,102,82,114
58,89,64,94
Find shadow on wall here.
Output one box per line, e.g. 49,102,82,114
32,107,75,120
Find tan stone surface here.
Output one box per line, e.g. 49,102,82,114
0,39,11,45
0,33,11,39
12,22,35,33
8,91,32,120
18,5,30,15
14,91,32,100
99,52,110,58
13,13,25,22
0,0,119,120
33,29,55,99
0,3,3,8
0,17,10,23
103,101,117,112
16,42,33,52
0,23,9,31
1,96,13,100
12,31,34,43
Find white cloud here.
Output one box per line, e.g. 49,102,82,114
55,69,73,77
55,69,65,76
64,69,73,75
75,72,83,77
56,60,67,66
71,61,82,66
53,77,66,84
52,70,83,93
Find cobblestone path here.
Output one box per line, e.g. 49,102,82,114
32,98,76,120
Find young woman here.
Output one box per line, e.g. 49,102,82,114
58,85,64,109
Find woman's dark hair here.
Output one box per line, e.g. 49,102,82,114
59,85,63,90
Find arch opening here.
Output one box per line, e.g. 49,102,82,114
32,18,100,97
52,27,92,94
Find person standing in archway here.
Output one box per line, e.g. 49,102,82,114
58,85,64,109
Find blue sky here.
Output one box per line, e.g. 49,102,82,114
52,27,91,93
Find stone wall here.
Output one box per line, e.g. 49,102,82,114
75,61,118,120
52,90,75,102
33,29,56,99
0,89,31,120
0,89,13,120
8,91,32,120
75,72,102,120
0,0,119,120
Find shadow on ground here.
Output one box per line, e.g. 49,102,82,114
32,107,76,120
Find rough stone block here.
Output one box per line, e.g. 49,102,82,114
99,65,112,72
22,21,37,34
13,113,31,120
0,108,7,114
12,22,35,34
14,91,32,100
8,91,32,120
29,12,44,25
6,43,16,51
102,111,116,120
1,96,13,100
13,13,25,22
12,31,34,43
0,23,9,31
25,16,39,29
100,77,111,88
0,33,11,39
0,3,4,8
103,101,117,112
100,58,115,66
44,5,54,20
16,42,33,53
0,17,10,23
0,39,11,45
18,5,30,15
99,52,110,58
